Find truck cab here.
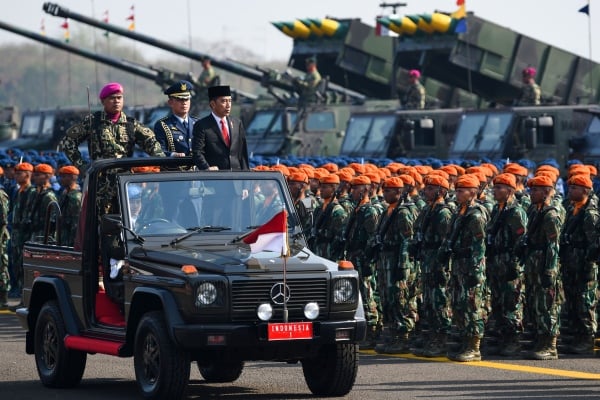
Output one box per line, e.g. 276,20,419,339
16,157,365,399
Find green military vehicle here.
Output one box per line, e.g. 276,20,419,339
15,157,366,399
447,105,598,169
340,106,464,160
570,108,600,166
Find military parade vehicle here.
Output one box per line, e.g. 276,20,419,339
15,156,366,399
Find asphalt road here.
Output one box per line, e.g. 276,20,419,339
2,311,600,400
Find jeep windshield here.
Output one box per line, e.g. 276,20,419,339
123,177,293,238
450,112,513,158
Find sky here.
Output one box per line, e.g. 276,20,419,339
0,0,597,63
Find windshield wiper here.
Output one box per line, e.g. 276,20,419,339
167,226,231,246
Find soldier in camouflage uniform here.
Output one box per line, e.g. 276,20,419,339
29,164,58,242
287,171,317,239
403,69,426,110
57,166,82,247
517,67,541,106
504,163,531,210
198,56,218,89
442,174,489,362
336,170,355,215
559,174,599,354
521,175,563,360
0,179,9,309
486,173,527,357
311,174,347,261
374,177,417,354
343,175,381,348
293,57,322,107
412,175,454,357
10,163,37,303
60,82,165,216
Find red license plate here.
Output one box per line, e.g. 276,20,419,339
267,322,313,341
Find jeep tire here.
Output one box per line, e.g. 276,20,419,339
34,300,87,388
301,343,358,396
134,311,190,399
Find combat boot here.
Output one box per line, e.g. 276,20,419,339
0,291,8,310
499,334,522,357
411,332,428,356
529,335,558,360
380,332,411,354
360,326,379,350
448,336,481,362
423,333,448,357
568,335,594,355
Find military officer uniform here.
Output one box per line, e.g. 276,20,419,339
57,165,82,247
311,174,348,261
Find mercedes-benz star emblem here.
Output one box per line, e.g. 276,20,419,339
270,283,291,305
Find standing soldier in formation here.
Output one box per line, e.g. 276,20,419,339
403,69,426,110
57,166,82,247
287,171,316,238
311,174,347,261
559,174,599,354
374,177,416,354
521,175,563,360
9,163,37,305
412,175,453,357
517,67,541,106
486,173,527,356
343,175,381,348
154,80,199,157
29,164,58,242
0,176,9,309
60,82,165,215
443,174,489,362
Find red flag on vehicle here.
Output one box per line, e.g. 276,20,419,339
243,210,288,255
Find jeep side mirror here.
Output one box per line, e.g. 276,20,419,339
101,214,123,235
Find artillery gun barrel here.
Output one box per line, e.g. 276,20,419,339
0,19,159,82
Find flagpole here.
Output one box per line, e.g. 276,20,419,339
587,0,593,100
282,210,289,323
90,0,100,97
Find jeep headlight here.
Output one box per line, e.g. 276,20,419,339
333,278,355,304
196,282,218,306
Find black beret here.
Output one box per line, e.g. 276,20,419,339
208,85,231,100
164,80,194,99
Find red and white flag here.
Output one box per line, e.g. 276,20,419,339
243,210,288,255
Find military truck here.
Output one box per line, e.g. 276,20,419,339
340,106,464,160
15,156,365,399
447,105,598,169
570,107,600,166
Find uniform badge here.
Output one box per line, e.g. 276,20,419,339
178,135,184,140
180,82,187,91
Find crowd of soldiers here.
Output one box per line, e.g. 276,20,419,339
0,159,82,309
254,158,600,362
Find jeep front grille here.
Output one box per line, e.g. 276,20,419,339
231,278,328,322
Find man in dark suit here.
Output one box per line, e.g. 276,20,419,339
192,85,249,171
154,80,198,157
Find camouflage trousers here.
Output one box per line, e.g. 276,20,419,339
348,251,379,328
376,257,418,334
449,259,488,338
487,257,525,335
10,229,28,291
420,269,452,334
561,262,598,335
524,269,563,337
0,228,9,293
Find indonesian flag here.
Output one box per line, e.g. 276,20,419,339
243,210,288,255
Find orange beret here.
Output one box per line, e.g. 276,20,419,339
348,163,366,175
365,172,381,184
465,166,483,175
288,171,308,184
455,174,481,189
439,165,458,177
379,167,392,178
424,175,450,189
131,166,160,173
481,162,499,175
568,164,589,176
503,163,528,177
414,165,433,176
253,165,270,171
472,171,487,183
535,170,558,183
406,170,423,185
337,170,354,183
536,165,560,177
15,162,34,172
321,162,339,173
428,169,450,180
58,165,80,175
492,173,516,189
397,173,415,187
0,166,4,175
587,164,597,176
454,165,465,176
350,175,371,186
383,177,404,188
299,167,314,179
297,163,314,170
568,174,593,189
320,174,340,185
339,167,356,176
34,163,54,174
386,163,403,174
270,164,290,177
527,175,554,188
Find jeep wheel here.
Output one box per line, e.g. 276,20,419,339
134,311,190,400
197,359,244,383
301,343,358,396
34,300,87,388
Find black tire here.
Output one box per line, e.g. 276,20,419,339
34,300,87,388
302,343,358,396
134,311,190,400
197,359,244,383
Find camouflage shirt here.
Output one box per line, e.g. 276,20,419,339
404,82,426,109
414,201,453,272
312,199,348,260
30,186,58,241
487,198,527,259
560,196,600,269
297,69,322,105
61,111,165,171
518,82,541,106
58,185,82,247
199,66,217,87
